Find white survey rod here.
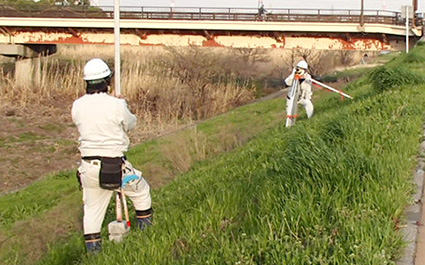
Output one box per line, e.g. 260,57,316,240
311,78,353,99
114,0,121,96
406,5,409,53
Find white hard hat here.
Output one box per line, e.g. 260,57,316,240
296,60,308,70
83,58,112,81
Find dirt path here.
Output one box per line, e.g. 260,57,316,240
0,100,80,195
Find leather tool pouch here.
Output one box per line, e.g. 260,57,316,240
99,157,123,190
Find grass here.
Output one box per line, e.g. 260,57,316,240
0,171,76,229
2,46,424,264
31,47,425,264
321,67,373,83
0,132,47,148
0,90,285,265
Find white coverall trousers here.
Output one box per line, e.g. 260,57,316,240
297,81,314,119
78,159,152,235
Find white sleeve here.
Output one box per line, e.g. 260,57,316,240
119,99,137,132
284,68,296,86
71,101,79,125
300,75,313,99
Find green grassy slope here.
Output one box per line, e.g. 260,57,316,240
0,91,285,264
37,46,425,264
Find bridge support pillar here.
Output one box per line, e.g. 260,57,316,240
0,44,56,87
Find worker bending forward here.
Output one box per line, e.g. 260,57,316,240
72,58,153,252
284,60,314,119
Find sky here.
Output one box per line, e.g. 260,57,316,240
94,0,424,12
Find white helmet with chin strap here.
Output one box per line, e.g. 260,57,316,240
296,60,308,70
83,58,112,81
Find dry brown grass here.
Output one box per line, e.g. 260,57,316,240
161,123,252,175
0,45,368,139
0,45,266,138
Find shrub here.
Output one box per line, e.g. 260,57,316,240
416,41,425,47
322,74,338,83
403,52,425,63
368,66,423,92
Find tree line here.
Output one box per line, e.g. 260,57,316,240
0,0,92,9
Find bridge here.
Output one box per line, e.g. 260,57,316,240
0,5,422,85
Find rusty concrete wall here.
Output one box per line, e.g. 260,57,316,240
0,30,405,51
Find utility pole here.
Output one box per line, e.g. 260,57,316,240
406,5,409,53
412,0,418,27
114,0,121,95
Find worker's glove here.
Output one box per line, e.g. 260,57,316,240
298,98,307,106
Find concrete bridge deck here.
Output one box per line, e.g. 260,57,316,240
0,6,421,51
0,5,421,87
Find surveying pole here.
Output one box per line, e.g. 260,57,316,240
114,0,121,95
406,5,409,53
285,76,301,128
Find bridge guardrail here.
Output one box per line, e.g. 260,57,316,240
0,5,422,27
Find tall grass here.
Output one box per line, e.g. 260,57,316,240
35,46,425,264
0,45,266,136
368,65,423,92
0,92,285,265
0,45,371,135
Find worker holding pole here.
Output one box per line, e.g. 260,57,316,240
71,58,153,253
71,0,152,253
284,60,314,119
284,60,353,127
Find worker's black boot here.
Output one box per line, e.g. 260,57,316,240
136,208,153,230
84,233,102,253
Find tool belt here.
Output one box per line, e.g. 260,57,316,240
83,156,124,190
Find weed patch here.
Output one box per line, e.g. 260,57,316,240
368,65,423,92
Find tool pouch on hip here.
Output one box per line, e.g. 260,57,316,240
99,157,123,190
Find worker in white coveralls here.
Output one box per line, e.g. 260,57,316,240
284,60,314,119
72,58,153,252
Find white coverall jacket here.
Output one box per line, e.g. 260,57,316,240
72,93,152,235
284,69,314,119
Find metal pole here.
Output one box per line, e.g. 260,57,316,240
311,79,353,99
360,0,364,26
406,5,409,53
114,0,121,96
413,0,418,27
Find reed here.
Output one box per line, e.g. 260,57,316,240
0,45,261,135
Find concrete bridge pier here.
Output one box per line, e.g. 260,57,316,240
0,44,56,87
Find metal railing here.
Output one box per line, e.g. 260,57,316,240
0,5,422,26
